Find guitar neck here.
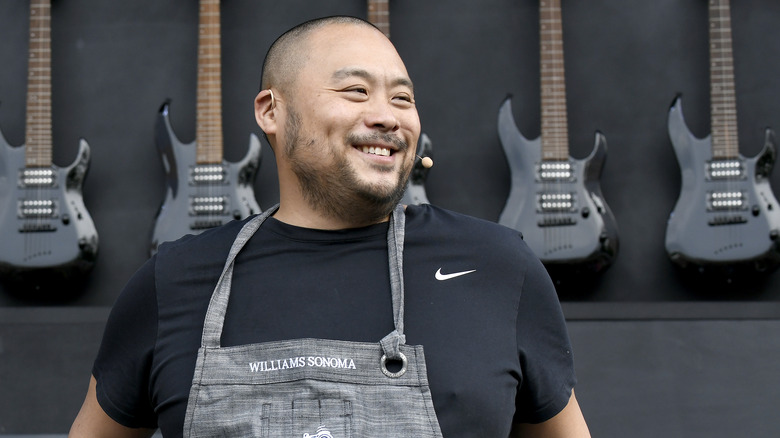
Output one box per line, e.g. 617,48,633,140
196,0,224,164
25,0,53,168
539,0,569,161
709,0,739,159
367,0,390,38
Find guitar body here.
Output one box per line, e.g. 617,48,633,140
497,97,618,273
151,103,261,254
665,97,780,271
0,129,98,278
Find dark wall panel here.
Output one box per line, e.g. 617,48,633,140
1,1,780,306
570,319,780,438
1,310,779,437
1,2,780,434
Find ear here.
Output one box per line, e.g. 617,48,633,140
254,89,277,135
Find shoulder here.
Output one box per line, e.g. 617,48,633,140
405,204,519,236
155,217,248,261
404,204,547,289
151,217,253,301
152,217,253,280
405,204,531,257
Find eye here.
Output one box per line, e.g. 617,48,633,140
393,93,415,106
340,86,369,101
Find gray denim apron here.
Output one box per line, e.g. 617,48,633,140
182,205,443,437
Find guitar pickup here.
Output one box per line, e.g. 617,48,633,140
190,164,227,185
706,159,745,180
18,168,57,188
707,191,747,211
537,192,576,212
190,196,228,215
536,161,575,182
18,199,57,219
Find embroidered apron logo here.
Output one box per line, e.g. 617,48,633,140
249,356,356,372
303,426,333,438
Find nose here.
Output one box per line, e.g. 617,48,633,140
364,98,400,132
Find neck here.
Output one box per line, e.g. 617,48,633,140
274,170,395,230
273,200,393,230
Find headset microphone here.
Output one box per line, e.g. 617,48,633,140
415,155,433,169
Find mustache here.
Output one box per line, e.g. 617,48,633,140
346,132,408,152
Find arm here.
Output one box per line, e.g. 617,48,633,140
510,391,591,438
68,375,157,438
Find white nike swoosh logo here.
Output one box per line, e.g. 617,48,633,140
435,268,477,281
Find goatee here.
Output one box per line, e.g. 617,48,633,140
284,108,412,225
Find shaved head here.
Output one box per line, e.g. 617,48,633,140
253,15,420,228
260,16,383,94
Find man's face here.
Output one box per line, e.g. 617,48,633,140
278,23,421,220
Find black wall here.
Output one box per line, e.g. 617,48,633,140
1,1,780,436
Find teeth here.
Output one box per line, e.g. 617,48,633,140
360,146,391,157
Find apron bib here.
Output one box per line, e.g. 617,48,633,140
183,205,443,437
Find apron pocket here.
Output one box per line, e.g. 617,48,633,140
260,399,353,437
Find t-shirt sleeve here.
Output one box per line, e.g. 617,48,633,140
92,257,159,429
514,255,577,424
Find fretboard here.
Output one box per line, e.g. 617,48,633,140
368,0,390,38
196,0,224,164
539,0,569,161
709,0,739,159
25,0,53,168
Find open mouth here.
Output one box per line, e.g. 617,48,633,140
359,145,392,157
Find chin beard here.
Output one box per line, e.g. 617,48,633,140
293,154,411,225
284,107,412,225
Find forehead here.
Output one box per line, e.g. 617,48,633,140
301,23,412,85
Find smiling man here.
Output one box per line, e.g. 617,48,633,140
257,19,421,229
70,16,590,438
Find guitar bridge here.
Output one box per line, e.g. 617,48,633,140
191,219,224,230
708,215,748,226
19,223,57,233
538,216,577,227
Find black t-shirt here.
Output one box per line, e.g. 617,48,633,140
93,204,576,437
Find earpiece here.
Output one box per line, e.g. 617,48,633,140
268,89,276,108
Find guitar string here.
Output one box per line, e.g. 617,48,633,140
27,0,46,263
40,0,51,263
542,0,567,261
712,0,741,256
200,0,218,232
37,0,47,263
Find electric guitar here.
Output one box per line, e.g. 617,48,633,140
367,0,433,205
0,0,98,282
151,0,261,254
497,0,618,274
665,0,780,273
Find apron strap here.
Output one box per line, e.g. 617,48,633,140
200,203,408,355
201,205,279,348
381,204,407,360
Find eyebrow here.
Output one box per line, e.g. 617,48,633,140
331,67,414,92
